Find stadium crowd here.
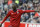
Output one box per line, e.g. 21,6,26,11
0,0,40,23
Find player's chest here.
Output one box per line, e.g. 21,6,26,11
10,11,20,16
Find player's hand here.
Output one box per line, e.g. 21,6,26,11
0,23,2,27
35,10,39,12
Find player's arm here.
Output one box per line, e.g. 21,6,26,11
1,11,11,24
22,10,39,13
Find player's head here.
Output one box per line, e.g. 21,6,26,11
12,4,16,10
12,3,18,11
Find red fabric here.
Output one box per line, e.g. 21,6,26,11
1,10,35,27
35,12,39,17
8,0,12,5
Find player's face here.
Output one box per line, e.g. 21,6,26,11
12,4,17,11
12,5,16,9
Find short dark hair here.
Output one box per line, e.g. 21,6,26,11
12,4,16,9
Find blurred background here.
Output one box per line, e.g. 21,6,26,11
0,0,40,23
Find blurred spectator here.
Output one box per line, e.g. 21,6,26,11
4,4,8,14
21,14,25,22
27,1,33,9
8,0,12,5
33,0,39,3
37,18,40,23
20,3,27,10
0,0,4,4
24,13,29,22
0,9,2,20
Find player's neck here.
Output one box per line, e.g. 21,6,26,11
13,9,17,12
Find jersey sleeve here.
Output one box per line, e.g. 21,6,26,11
19,10,35,14
22,10,35,13
1,11,11,24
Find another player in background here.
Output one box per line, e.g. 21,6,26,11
0,4,39,27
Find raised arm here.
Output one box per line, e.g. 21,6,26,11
22,10,38,13
1,11,11,24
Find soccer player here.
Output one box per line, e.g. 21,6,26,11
0,4,39,27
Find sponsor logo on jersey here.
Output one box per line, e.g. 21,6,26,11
11,13,13,14
17,10,19,14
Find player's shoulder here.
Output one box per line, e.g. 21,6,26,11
17,9,22,11
17,9,25,12
8,9,13,12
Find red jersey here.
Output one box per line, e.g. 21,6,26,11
1,10,35,27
